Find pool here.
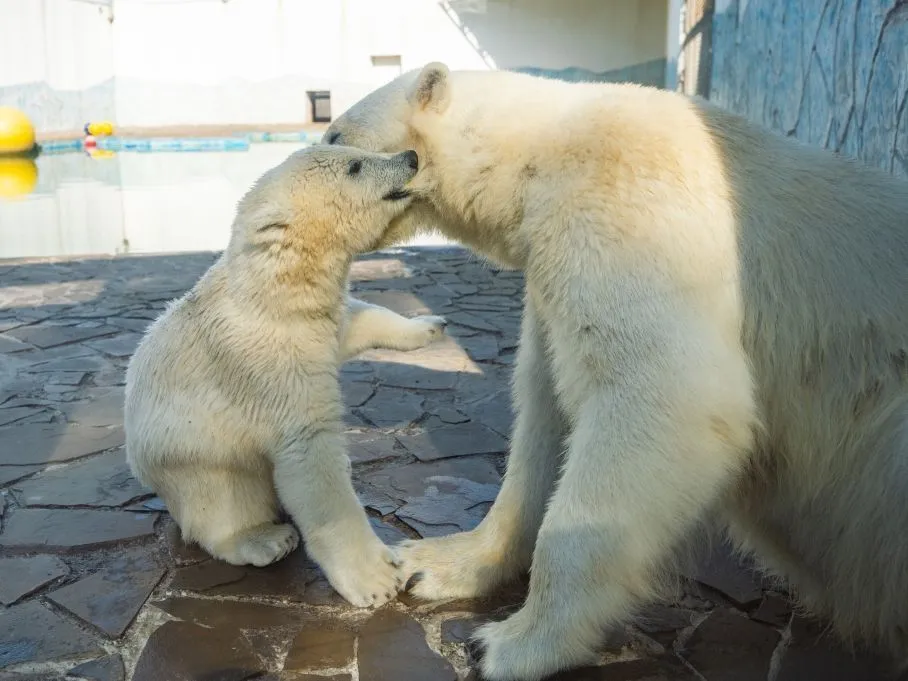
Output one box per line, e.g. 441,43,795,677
0,140,449,260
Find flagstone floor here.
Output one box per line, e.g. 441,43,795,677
0,248,893,681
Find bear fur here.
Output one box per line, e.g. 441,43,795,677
125,145,445,608
325,64,908,679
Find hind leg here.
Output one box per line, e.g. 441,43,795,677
721,490,824,606
163,465,299,567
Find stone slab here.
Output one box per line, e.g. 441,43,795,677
0,407,46,428
0,508,156,550
683,608,779,681
171,547,314,602
0,465,43,486
153,597,297,631
356,387,424,427
47,548,164,637
6,325,120,350
0,423,125,466
0,334,31,353
83,334,141,358
0,555,68,605
363,458,502,500
0,601,102,669
347,432,399,465
357,610,456,681
396,422,509,461
776,617,891,681
61,388,125,428
396,476,499,538
284,622,355,671
11,451,146,508
66,654,125,681
693,542,764,607
131,621,262,681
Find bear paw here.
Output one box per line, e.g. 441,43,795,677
397,314,448,350
218,522,300,567
315,536,404,608
397,532,506,601
471,610,592,681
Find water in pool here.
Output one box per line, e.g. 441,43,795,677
0,142,449,260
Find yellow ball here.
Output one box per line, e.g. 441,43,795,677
0,157,38,199
0,106,36,154
89,121,115,136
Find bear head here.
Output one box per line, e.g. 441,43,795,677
325,62,451,156
230,143,420,258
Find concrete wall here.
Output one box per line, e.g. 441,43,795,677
0,0,116,132
709,0,908,178
446,0,670,86
0,0,671,133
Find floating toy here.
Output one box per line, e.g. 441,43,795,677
86,147,115,160
83,135,97,150
84,121,115,136
0,157,38,199
0,107,36,155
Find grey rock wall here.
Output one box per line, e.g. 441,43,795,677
515,59,669,88
709,0,908,177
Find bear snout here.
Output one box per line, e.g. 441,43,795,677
402,150,419,171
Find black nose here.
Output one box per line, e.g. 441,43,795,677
403,150,419,171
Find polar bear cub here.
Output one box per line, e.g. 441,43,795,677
125,145,445,607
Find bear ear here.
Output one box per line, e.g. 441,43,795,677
408,62,451,113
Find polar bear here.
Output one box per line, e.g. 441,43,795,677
125,145,446,608
325,64,908,678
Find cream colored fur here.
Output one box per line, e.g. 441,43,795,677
325,64,908,678
125,145,446,608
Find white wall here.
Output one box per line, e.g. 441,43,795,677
0,0,115,131
0,0,669,133
443,0,668,73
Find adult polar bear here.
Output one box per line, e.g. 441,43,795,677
325,63,908,680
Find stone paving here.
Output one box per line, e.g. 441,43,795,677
0,247,895,680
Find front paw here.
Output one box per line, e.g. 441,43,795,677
406,314,448,347
472,613,588,681
314,536,404,608
397,533,500,601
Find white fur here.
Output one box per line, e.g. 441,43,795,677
125,145,445,608
340,296,445,360
326,64,908,678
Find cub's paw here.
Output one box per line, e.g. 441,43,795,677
217,522,300,567
412,314,448,335
318,537,404,608
399,315,448,350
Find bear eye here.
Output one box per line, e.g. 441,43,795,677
348,160,362,176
